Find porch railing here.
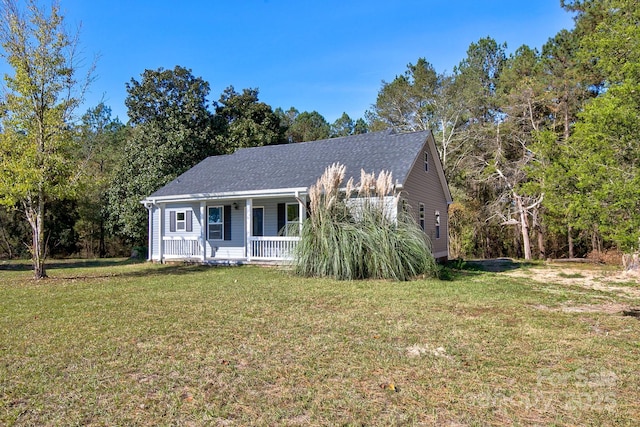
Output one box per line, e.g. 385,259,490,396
248,236,300,260
163,236,203,259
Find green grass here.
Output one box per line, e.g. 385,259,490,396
558,272,586,279
1,260,639,425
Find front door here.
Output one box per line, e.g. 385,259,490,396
252,207,264,236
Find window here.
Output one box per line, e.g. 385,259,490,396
286,203,300,236
435,210,441,239
419,203,425,231
424,151,429,172
208,206,223,240
252,207,264,237
170,210,191,232
176,211,186,231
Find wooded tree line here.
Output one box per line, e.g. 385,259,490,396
369,0,639,261
0,0,637,277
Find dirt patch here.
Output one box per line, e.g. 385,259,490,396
533,303,630,314
487,260,640,315
504,262,640,298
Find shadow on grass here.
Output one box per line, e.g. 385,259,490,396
439,258,529,281
0,258,145,272
0,258,244,282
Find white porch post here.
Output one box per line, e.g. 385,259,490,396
158,203,165,263
245,198,253,260
200,201,206,261
147,204,153,261
298,193,306,235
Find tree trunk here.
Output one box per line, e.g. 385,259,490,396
99,217,106,258
25,191,47,279
537,228,546,260
532,206,545,259
568,224,574,259
516,195,532,260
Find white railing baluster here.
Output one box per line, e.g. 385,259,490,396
162,237,203,259
248,236,300,260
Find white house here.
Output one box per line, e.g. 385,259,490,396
141,129,452,263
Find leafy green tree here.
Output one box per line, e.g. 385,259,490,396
330,112,355,137
0,205,30,258
328,113,368,137
353,118,368,135
487,45,548,259
214,86,287,152
288,111,330,142
563,0,640,251
367,58,467,182
445,38,508,258
525,30,598,257
454,37,506,124
76,103,126,257
275,106,298,141
367,58,441,132
107,66,217,244
0,0,93,278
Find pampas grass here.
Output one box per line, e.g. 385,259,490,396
294,163,437,280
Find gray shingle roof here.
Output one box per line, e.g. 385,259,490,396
148,129,431,198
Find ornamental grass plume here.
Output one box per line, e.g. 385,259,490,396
294,163,437,281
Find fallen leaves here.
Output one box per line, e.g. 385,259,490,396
380,382,400,392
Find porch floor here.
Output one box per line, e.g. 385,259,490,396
159,258,291,267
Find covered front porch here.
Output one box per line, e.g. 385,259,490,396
160,235,300,263
146,191,307,264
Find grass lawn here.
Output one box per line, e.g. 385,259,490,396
1,259,639,425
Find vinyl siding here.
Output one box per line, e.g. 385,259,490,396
260,197,301,236
402,138,449,259
204,202,245,258
164,203,202,238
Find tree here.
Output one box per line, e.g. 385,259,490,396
445,38,508,259
353,118,368,135
525,30,598,257
367,58,468,183
0,205,30,258
367,58,440,132
563,0,640,252
0,0,93,278
107,66,217,244
75,103,125,257
214,86,287,152
330,112,354,137
329,112,369,137
288,111,330,142
487,45,548,259
275,106,298,141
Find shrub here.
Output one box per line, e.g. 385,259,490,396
293,163,436,280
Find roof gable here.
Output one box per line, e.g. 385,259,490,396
147,130,444,199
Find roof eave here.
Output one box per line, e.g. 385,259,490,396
141,187,310,205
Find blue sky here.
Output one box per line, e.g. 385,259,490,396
7,0,576,123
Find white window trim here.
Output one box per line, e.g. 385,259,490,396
285,203,301,236
435,210,441,239
175,210,186,231
424,151,429,172
419,203,425,231
207,205,224,241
